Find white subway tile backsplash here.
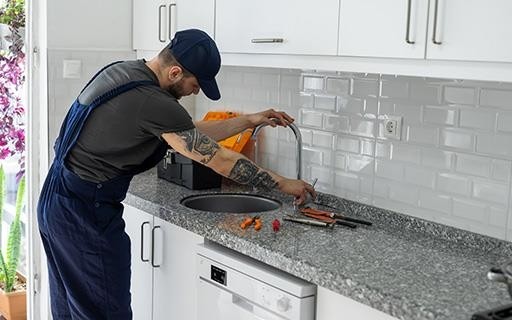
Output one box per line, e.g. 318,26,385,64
497,112,512,133
300,110,323,128
324,114,350,132
303,76,324,91
334,171,360,192
375,159,404,180
440,129,474,151
389,183,419,205
476,133,512,158
423,106,457,126
452,198,486,222
491,160,511,182
337,96,364,114
336,136,360,153
418,190,451,214
312,130,335,149
352,79,379,98
437,173,471,196
459,109,496,131
480,88,512,109
194,65,512,240
347,155,374,174
406,125,439,146
404,166,435,188
391,144,421,164
326,78,350,94
444,86,476,105
421,148,453,170
410,83,441,105
455,154,491,177
472,179,508,205
314,95,337,111
350,117,375,138
381,80,408,99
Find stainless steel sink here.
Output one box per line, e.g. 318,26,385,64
180,193,281,213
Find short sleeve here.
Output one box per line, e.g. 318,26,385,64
138,95,195,137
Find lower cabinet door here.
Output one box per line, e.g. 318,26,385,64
123,204,154,320
152,217,204,320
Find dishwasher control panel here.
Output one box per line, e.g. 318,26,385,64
211,265,226,285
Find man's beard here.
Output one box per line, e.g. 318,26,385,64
167,79,186,100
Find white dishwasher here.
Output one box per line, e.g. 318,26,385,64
196,243,316,320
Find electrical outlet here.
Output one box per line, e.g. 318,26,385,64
383,116,402,140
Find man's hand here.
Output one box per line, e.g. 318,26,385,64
246,109,294,128
277,178,316,205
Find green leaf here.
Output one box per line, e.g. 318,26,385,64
4,175,25,292
0,252,9,292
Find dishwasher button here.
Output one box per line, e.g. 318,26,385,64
277,296,291,312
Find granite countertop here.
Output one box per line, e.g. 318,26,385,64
125,169,512,320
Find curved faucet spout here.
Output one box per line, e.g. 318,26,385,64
251,119,302,180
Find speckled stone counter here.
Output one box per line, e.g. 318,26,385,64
125,169,512,320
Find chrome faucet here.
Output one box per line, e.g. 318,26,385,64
251,120,302,180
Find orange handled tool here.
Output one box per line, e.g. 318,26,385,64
254,217,262,231
240,216,261,230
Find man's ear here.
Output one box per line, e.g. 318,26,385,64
168,65,184,83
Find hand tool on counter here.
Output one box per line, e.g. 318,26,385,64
301,209,357,229
283,215,334,228
240,216,262,231
301,206,372,226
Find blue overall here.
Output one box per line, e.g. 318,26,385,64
37,62,167,319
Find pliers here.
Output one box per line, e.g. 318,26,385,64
240,216,262,231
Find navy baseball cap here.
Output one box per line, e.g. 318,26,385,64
168,29,221,101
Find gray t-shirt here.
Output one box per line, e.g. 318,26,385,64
66,60,195,182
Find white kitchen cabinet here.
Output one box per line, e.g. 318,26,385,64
133,0,214,51
215,0,340,55
338,0,429,59
174,0,215,39
426,0,512,63
338,0,512,63
316,286,398,320
124,204,204,320
152,216,204,320
124,204,154,320
133,0,172,51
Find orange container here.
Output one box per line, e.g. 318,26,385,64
202,111,254,153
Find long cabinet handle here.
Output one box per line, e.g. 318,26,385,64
140,221,150,262
158,4,166,43
432,0,442,45
405,0,415,44
251,38,284,44
168,3,176,41
151,226,161,268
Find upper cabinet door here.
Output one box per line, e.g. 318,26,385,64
174,0,215,39
133,0,171,51
338,0,429,59
426,0,512,62
215,0,340,55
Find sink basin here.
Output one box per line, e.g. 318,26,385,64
180,193,281,213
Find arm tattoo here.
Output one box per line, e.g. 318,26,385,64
177,129,220,164
228,159,277,190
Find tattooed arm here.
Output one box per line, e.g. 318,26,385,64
162,128,315,203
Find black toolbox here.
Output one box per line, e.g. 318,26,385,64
157,149,222,190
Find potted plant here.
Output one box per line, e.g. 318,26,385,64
0,166,26,320
0,0,25,54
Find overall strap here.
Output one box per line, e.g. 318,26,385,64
55,79,156,163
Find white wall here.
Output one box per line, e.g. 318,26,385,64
47,0,132,50
46,0,136,152
196,66,512,241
